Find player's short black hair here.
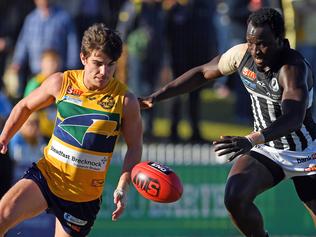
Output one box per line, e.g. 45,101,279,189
247,7,285,39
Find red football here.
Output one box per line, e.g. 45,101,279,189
131,161,183,203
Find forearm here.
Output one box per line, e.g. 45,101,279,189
0,100,32,143
117,146,142,191
152,66,208,102
247,100,305,144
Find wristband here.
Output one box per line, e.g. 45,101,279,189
245,136,256,147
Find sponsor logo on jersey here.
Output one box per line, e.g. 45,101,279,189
58,113,117,145
87,96,97,101
305,164,316,172
241,77,257,89
66,86,83,96
269,77,279,92
62,96,82,106
97,95,115,109
297,153,316,164
64,213,87,226
242,67,256,81
48,140,108,171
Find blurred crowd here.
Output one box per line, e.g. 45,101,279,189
0,0,316,196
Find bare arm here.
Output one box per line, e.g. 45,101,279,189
112,91,143,221
0,72,63,153
258,63,309,142
139,56,222,108
139,44,247,109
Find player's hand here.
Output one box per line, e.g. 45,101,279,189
0,141,8,154
112,188,127,221
213,136,254,162
138,96,154,110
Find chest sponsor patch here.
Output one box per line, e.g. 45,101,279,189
48,139,108,171
62,96,82,106
242,67,256,81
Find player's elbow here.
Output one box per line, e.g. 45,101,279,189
12,99,31,115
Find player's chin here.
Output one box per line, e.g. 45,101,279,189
254,61,267,72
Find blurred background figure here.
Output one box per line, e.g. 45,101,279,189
165,0,217,143
0,90,13,198
0,0,34,94
292,0,316,75
9,0,80,99
9,112,46,177
116,0,166,141
290,0,316,119
54,0,126,35
75,0,127,38
24,49,61,141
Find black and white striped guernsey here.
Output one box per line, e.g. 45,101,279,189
237,49,316,151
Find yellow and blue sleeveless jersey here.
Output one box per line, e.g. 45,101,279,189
37,70,127,202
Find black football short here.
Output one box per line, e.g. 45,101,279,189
23,163,102,237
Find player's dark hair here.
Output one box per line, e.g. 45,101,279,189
247,7,285,39
81,23,122,61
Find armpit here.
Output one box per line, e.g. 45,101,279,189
218,44,248,76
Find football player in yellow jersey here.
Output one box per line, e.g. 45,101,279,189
0,23,143,237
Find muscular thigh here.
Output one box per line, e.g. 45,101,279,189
0,179,48,225
226,152,285,200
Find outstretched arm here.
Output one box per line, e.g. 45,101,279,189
0,73,63,153
139,44,248,109
139,56,223,109
112,91,142,221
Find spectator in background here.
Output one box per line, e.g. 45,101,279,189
0,90,13,198
116,0,166,140
291,0,316,119
166,0,218,143
54,0,126,30
10,0,80,98
74,0,127,39
290,0,316,72
9,112,46,166
24,49,61,141
0,0,34,91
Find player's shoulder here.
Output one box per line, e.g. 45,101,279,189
280,48,305,66
124,90,138,106
41,72,64,96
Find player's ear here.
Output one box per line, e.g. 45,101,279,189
80,53,87,65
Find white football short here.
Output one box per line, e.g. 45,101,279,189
252,141,316,179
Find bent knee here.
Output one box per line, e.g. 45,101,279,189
224,187,253,213
225,192,243,211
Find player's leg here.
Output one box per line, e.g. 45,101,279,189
54,218,72,237
292,175,316,227
224,151,284,237
0,178,48,235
